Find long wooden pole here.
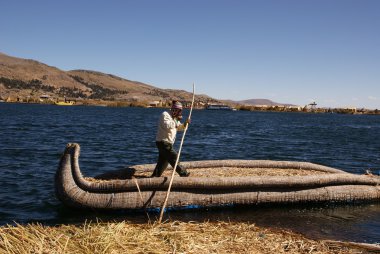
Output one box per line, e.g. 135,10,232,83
158,83,195,223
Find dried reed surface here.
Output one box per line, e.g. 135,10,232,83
0,221,360,254
153,167,330,178
88,167,330,182
85,167,330,183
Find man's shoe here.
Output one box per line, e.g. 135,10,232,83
179,171,190,177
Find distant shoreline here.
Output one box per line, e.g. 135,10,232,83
1,100,379,115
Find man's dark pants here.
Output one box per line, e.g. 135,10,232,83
151,141,188,177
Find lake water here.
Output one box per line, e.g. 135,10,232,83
0,103,379,244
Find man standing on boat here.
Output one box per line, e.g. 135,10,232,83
151,100,190,177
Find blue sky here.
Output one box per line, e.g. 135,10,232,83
1,0,379,108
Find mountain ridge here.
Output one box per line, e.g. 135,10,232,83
0,52,218,104
0,52,289,106
236,98,295,106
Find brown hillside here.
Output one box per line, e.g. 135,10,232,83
0,52,215,103
0,52,86,90
67,70,155,91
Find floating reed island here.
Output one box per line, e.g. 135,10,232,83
55,143,380,210
2,220,376,254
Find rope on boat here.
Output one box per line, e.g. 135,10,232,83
158,83,195,223
134,177,151,222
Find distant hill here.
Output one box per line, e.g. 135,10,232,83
0,52,298,107
236,99,295,106
0,52,216,104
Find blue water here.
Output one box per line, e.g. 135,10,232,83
0,103,379,243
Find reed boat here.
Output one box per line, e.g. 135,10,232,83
55,143,380,210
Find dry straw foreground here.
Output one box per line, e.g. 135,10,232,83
0,220,365,254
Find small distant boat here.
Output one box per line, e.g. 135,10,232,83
55,100,75,106
206,104,234,110
55,143,380,210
